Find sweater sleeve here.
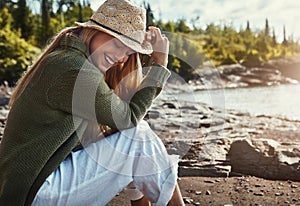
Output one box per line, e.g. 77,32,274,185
46,62,170,130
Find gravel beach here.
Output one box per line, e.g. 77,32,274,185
108,176,300,206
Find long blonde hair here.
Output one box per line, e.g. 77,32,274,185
9,27,77,107
9,27,142,106
9,26,143,144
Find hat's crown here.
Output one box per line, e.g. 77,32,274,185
90,0,147,44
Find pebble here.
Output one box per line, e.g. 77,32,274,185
244,183,250,188
204,180,215,184
195,191,202,195
183,197,193,204
234,187,242,192
291,184,298,188
275,192,283,196
193,202,200,206
206,190,211,195
254,192,264,196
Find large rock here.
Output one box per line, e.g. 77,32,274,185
228,138,300,181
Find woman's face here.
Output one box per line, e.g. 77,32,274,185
90,32,135,73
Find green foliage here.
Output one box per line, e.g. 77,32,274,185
11,0,35,41
1,1,300,84
175,19,191,33
243,50,264,67
196,22,300,67
58,3,93,27
161,21,176,33
168,33,205,80
0,8,40,85
0,7,12,29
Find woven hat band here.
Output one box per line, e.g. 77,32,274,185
89,19,142,44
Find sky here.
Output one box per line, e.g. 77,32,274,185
90,0,300,42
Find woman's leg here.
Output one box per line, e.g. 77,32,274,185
130,182,185,206
131,196,151,206
167,183,185,206
131,182,185,206
33,120,180,206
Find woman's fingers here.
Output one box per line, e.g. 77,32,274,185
148,26,163,42
146,26,169,67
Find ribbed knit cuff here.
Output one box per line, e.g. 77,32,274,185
141,63,171,88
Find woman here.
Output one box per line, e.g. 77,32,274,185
0,0,185,205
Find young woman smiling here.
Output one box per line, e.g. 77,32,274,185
0,0,184,205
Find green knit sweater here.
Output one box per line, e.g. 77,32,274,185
0,35,170,205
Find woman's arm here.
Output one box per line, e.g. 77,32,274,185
46,61,170,130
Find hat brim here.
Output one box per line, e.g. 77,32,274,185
75,21,153,55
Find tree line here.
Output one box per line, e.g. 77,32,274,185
0,0,299,85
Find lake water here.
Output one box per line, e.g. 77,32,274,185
169,84,300,120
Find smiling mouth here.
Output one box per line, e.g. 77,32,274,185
105,55,115,66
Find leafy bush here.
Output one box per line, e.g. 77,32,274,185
242,50,264,67
0,8,40,85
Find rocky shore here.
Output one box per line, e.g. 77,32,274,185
188,57,300,91
146,97,300,180
147,57,300,181
1,58,300,205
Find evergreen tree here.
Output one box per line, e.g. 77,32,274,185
60,1,93,26
162,21,175,32
78,2,82,22
272,28,276,46
12,0,34,41
143,1,154,27
175,19,191,33
282,25,288,46
38,0,51,46
264,18,270,36
246,20,250,31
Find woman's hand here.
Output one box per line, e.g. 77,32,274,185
145,26,169,67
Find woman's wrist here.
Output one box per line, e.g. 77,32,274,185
151,57,168,68
151,54,168,67
154,60,168,67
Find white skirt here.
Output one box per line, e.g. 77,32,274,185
32,120,179,206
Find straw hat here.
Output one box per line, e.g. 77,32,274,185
76,0,153,54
